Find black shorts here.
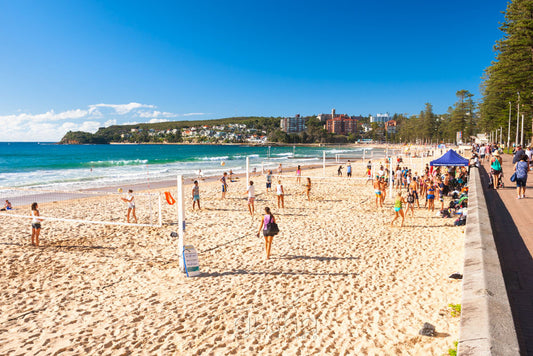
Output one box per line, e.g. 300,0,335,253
347,172,352,177
32,223,41,229
266,182,272,188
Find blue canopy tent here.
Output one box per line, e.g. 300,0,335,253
430,149,469,166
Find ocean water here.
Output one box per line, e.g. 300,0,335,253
0,142,380,191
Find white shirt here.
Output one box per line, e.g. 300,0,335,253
276,184,283,195
247,185,255,198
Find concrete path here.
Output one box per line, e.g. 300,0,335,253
480,155,533,355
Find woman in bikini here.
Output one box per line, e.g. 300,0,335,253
427,182,436,212
391,192,406,227
305,177,311,201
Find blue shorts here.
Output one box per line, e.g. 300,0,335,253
516,177,527,188
266,182,272,188
394,207,401,212
222,185,227,192
193,195,200,201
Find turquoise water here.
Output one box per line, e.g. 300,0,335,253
0,142,377,190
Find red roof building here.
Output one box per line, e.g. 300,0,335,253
326,115,357,135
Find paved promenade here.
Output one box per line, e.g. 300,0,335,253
480,155,533,355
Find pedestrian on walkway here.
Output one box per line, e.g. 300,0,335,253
514,155,529,199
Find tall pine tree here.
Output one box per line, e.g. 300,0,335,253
480,0,533,144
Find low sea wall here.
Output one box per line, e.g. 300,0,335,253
458,167,519,355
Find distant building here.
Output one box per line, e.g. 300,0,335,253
326,114,357,135
280,114,306,133
370,113,391,125
385,120,397,134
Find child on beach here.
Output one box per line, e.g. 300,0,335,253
220,172,228,199
246,181,255,215
192,180,201,210
1,200,12,211
296,165,302,184
276,180,285,208
257,207,277,259
265,170,273,193
338,165,343,176
391,192,406,227
347,161,352,178
121,189,137,223
278,164,283,177
30,202,42,246
305,177,311,201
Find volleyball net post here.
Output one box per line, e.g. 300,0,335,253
177,175,185,272
323,151,326,176
246,156,250,184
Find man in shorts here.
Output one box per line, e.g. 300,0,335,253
265,170,273,192
220,172,228,199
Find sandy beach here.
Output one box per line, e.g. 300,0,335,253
0,161,463,355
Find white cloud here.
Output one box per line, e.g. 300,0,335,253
90,102,155,115
0,102,207,141
148,118,170,123
182,112,208,116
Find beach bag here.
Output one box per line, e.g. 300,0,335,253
510,172,516,182
265,215,279,236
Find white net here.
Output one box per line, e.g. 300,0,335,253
0,188,162,227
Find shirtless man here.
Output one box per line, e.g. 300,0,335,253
380,176,387,202
373,177,383,208
409,176,420,208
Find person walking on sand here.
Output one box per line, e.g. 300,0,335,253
246,180,255,215
257,207,277,259
338,165,343,176
276,180,285,208
427,182,436,211
514,155,529,199
296,165,302,184
305,177,312,201
220,172,228,199
347,161,352,178
373,177,383,208
409,176,420,208
265,170,273,193
277,163,283,177
121,189,137,223
30,202,42,246
192,180,201,210
391,192,406,227
406,188,415,217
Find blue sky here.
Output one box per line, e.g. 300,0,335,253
0,0,506,141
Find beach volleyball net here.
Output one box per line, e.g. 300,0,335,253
0,188,162,227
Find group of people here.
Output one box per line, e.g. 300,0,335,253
373,161,469,227
472,143,530,199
